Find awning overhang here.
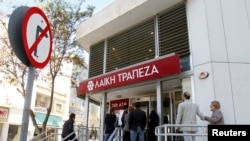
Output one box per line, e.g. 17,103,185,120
77,54,181,96
35,113,62,127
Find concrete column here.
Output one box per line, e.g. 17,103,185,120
84,95,89,141
99,92,107,141
156,80,163,141
156,80,163,124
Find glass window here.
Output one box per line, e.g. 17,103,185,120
56,103,62,112
107,19,155,72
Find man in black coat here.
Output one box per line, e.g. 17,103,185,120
104,107,117,141
62,113,77,141
148,110,159,141
129,102,146,141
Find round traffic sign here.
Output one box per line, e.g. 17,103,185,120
22,7,52,68
8,6,30,66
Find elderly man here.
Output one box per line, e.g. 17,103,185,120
175,92,204,141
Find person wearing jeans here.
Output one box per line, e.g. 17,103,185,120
104,107,117,141
130,126,144,141
129,102,146,141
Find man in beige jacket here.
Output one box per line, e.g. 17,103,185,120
175,92,204,141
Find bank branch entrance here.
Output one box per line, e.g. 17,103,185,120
77,54,193,141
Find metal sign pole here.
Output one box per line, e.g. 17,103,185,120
20,66,36,141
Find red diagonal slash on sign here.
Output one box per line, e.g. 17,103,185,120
28,25,49,55
22,7,52,68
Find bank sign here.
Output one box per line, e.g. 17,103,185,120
78,54,181,94
110,98,129,111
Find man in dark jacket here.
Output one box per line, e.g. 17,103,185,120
62,113,77,141
148,110,159,141
129,102,146,141
104,107,117,141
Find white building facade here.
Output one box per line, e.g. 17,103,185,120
76,0,250,140
0,82,69,141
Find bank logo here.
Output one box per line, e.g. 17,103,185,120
87,81,94,91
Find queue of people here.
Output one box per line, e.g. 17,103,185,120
66,91,224,141
103,92,224,141
59,91,223,141
104,102,148,141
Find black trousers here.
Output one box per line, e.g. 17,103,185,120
123,131,130,141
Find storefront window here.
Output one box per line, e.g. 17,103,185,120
88,102,100,128
162,77,192,125
7,125,21,141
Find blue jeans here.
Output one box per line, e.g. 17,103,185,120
130,127,144,141
104,133,113,141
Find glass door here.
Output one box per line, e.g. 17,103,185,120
162,77,192,141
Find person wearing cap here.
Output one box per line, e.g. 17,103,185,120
175,92,205,141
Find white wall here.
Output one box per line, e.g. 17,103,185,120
230,64,250,123
187,0,250,124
